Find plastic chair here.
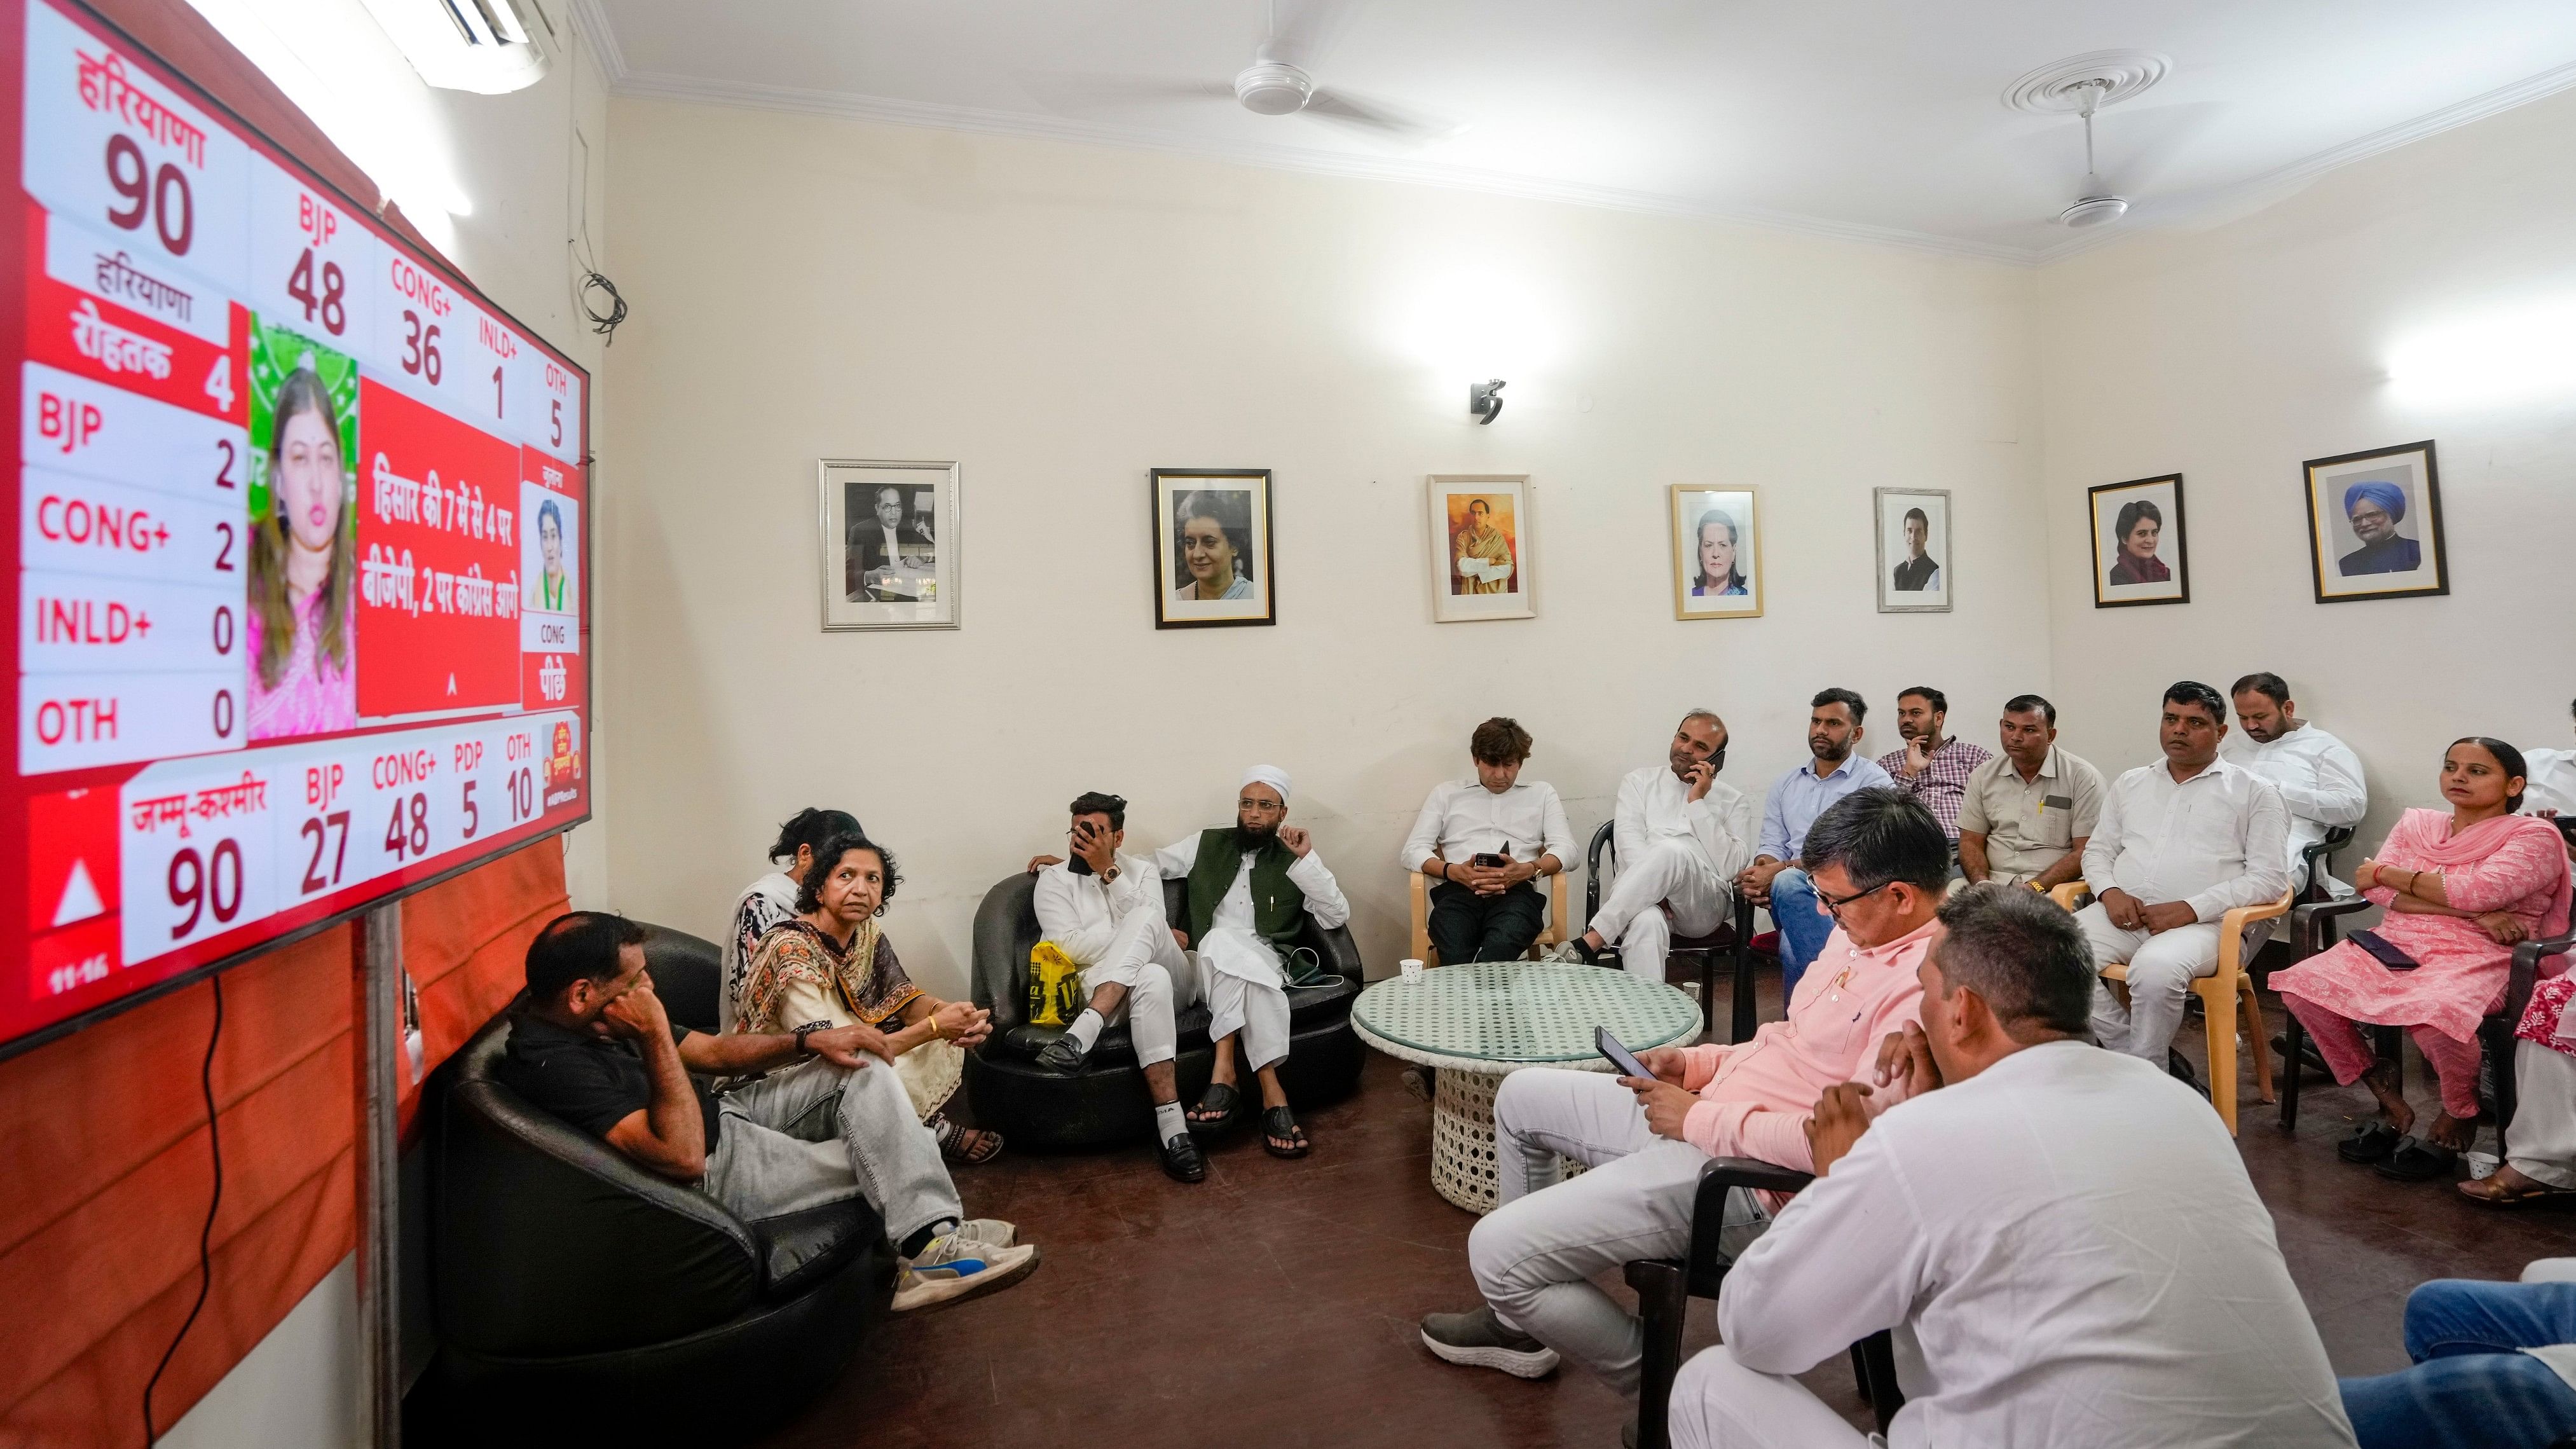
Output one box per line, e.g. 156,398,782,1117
2051,880,2289,1134
1584,821,1741,1020
1407,865,1569,966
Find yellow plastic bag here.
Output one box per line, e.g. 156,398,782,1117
1026,941,1085,1028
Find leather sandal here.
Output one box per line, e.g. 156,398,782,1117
2337,1121,2402,1164
2374,1135,2460,1182
1187,1082,1242,1136
2460,1174,2576,1209
1160,1132,1208,1183
1261,1104,1310,1160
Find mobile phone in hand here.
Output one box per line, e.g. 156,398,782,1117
1472,852,1510,869
1596,1026,1651,1080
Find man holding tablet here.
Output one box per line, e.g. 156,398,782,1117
1419,788,1947,1403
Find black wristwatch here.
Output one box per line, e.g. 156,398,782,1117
793,1026,815,1057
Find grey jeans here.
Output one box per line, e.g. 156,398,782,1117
701,1056,961,1251
1469,1068,1769,1395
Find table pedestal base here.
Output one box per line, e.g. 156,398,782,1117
1430,1068,1586,1216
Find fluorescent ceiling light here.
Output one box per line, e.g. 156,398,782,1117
355,0,550,95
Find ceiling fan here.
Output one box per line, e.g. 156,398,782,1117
1021,0,1462,146
2003,52,2173,231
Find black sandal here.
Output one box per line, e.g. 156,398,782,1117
933,1115,1005,1166
1261,1104,1310,1160
1188,1082,1242,1135
2338,1121,2402,1164
2375,1135,2461,1182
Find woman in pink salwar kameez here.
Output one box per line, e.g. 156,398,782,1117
2271,738,2571,1181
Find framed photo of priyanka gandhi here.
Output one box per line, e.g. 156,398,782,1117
819,458,959,630
2303,441,2448,603
2088,473,2190,608
1669,485,1763,619
1152,469,1275,628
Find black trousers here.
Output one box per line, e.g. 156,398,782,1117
1427,880,1549,965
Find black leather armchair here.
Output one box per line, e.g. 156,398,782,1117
962,871,1366,1151
640,921,723,1033
416,934,896,1446
1585,821,1756,1041
1626,1157,1901,1449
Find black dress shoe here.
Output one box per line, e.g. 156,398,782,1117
2167,1049,2210,1101
1033,1033,1088,1076
1160,1132,1207,1183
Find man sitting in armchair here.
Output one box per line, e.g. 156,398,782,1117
497,910,1038,1312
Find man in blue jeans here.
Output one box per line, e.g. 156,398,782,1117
1736,689,1893,997
2340,1267,2576,1448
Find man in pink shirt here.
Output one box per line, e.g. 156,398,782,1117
1421,787,1948,1399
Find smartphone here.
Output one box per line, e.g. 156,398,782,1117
1472,852,1510,869
1067,820,1097,874
2348,928,2421,972
1596,1026,1652,1080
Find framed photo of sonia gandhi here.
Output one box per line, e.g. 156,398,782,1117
1153,469,1275,628
1669,485,1763,619
2088,473,2189,608
818,458,958,631
2303,441,2447,604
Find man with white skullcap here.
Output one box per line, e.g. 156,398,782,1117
1149,765,1352,1160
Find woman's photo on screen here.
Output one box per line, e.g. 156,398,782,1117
246,329,360,739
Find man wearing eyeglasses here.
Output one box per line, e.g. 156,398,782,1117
1552,710,1755,981
1420,788,1947,1406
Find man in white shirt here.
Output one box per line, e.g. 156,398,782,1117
2221,672,2368,898
1673,884,2355,1449
1029,790,1208,1182
2079,681,2290,1080
1401,717,1574,965
1149,766,1350,1159
1551,710,1755,981
2527,697,2576,832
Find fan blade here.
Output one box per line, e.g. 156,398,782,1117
1265,0,1355,71
1014,69,1231,120
1303,88,1465,144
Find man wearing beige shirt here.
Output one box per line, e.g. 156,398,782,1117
1956,694,2104,891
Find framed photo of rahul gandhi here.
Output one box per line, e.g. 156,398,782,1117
819,458,959,631
1873,487,1952,614
1669,485,1764,619
1152,468,1276,628
2088,473,2190,608
1429,474,1535,622
2303,441,2448,604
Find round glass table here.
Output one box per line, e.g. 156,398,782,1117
1351,962,1702,1213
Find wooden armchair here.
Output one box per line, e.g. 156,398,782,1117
2050,881,2291,1134
1406,866,1569,966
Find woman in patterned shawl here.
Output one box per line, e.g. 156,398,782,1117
736,832,1005,1165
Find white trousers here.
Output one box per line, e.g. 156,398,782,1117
1196,924,1293,1072
1670,1345,1877,1449
1586,840,1730,984
2511,1041,2576,1190
2076,902,2226,1062
1469,1069,1766,1394
1077,907,1198,1068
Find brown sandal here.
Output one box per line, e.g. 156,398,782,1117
2460,1173,2576,1209
934,1115,1005,1166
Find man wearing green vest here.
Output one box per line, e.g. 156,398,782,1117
1151,765,1351,1160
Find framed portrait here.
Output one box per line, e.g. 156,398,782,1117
1668,485,1764,620
818,458,958,631
1151,469,1275,628
1428,474,1534,622
2088,473,2190,608
1873,487,1951,614
2303,441,2448,604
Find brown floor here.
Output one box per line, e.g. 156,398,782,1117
753,976,2572,1449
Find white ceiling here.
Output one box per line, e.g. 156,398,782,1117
574,0,2576,263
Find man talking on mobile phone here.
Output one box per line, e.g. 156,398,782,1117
1551,710,1755,982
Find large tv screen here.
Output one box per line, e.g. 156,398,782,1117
3,0,592,1057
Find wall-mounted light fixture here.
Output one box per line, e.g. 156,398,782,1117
1469,379,1505,425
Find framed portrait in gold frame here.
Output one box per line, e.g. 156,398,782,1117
1668,486,1764,620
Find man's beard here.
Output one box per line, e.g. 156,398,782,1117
1234,821,1279,851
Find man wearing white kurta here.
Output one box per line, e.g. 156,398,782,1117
1153,766,1350,1158
1031,790,1209,1181
1671,884,2355,1449
2528,698,2576,825
2078,682,2290,1076
1552,711,1754,981
2223,672,2368,897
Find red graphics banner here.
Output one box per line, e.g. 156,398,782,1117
2,0,592,1054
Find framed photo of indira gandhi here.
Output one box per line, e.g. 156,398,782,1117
1669,485,1764,619
2088,474,2190,608
1873,487,1952,614
1429,474,1535,622
2303,441,2448,604
1153,468,1275,628
819,458,958,631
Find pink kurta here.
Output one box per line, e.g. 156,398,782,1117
2270,809,2572,1044
1669,916,1934,1171
245,587,358,741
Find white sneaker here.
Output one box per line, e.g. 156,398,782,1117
956,1217,1017,1247
891,1234,1039,1312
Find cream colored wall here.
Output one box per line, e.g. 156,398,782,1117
2036,86,2576,858
598,97,2050,1001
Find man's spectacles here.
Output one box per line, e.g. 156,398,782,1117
1814,878,1892,919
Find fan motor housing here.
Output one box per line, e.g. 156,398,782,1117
1235,61,1314,115
2059,195,2130,229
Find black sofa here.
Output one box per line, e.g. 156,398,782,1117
414,922,894,1446
963,870,1366,1151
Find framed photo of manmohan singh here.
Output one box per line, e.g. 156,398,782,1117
819,458,958,630
2303,441,2448,604
1152,469,1276,628
1430,474,1535,622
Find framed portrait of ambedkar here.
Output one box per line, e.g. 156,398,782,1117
818,458,959,631
1428,474,1535,622
2303,441,2448,604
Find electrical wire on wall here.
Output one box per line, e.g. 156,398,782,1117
563,7,626,346
140,977,225,1446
